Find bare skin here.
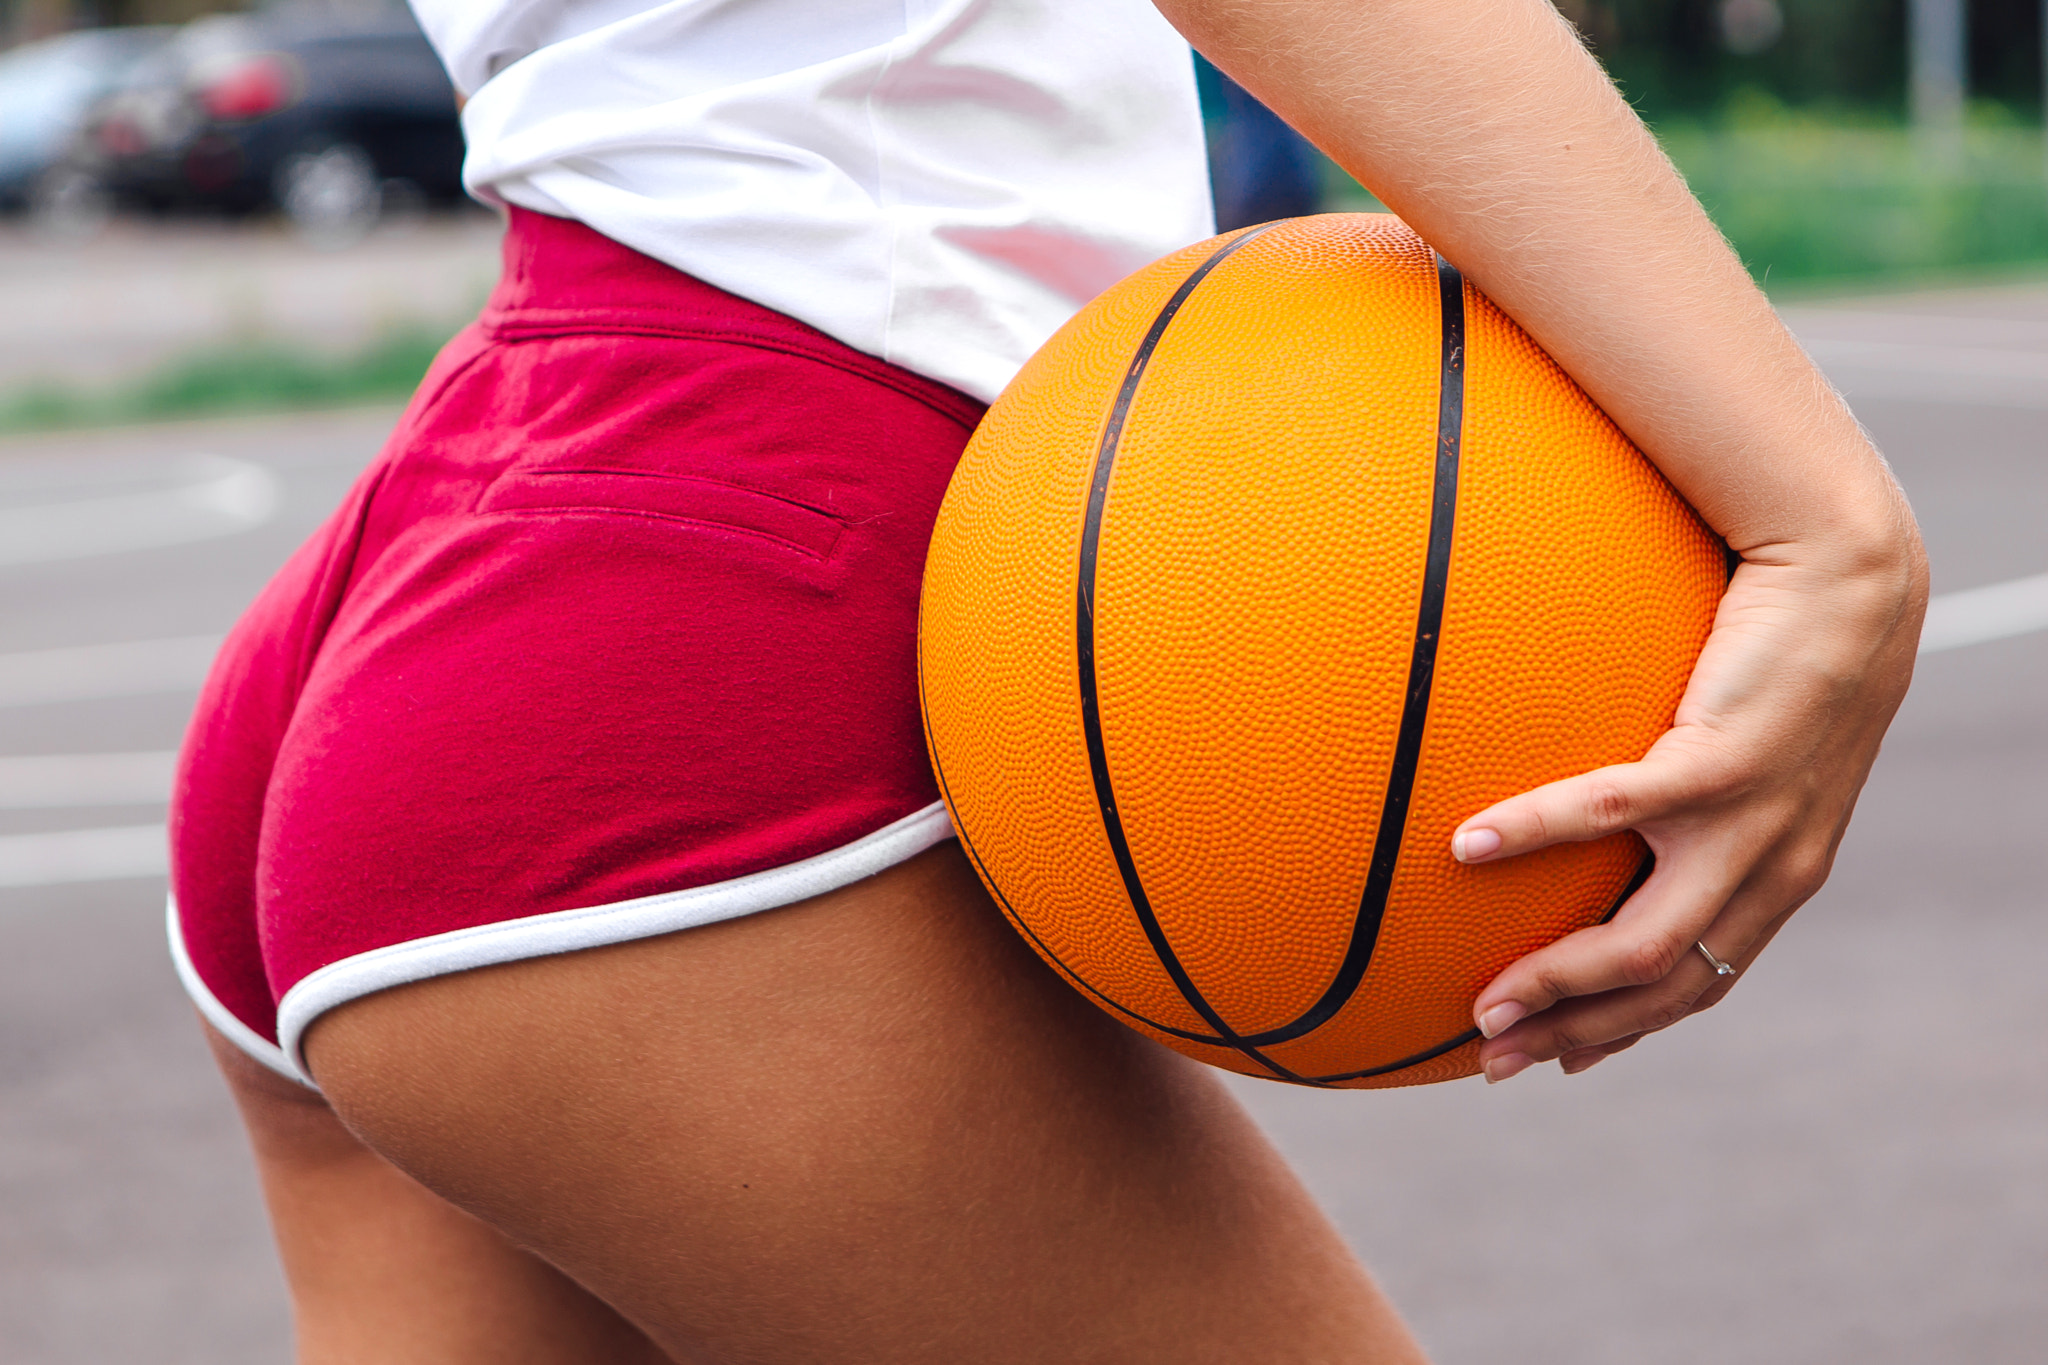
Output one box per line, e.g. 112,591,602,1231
206,1027,672,1364
207,0,1926,1357
294,845,1426,1364
1159,0,1926,1078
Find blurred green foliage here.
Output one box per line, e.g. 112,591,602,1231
1663,96,2048,283
1576,0,1905,116
1563,0,2048,286
8,1,2048,433
0,322,450,433
1564,0,2040,118
1324,0,2048,292
1325,100,2048,288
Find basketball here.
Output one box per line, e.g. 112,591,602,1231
917,214,1726,1089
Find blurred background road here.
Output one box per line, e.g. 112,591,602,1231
1,243,2044,1365
4,0,2048,1360
0,214,499,390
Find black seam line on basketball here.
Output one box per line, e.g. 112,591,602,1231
916,651,1236,1047
920,656,1296,1052
1074,222,1309,1085
1604,850,1655,923
1307,1028,1482,1084
1301,849,1652,1083
1214,250,1469,1051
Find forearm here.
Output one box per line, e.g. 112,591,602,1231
1157,0,1914,572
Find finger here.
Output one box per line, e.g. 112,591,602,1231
1482,895,1796,1079
1450,746,1712,865
1471,847,1742,1039
1481,960,1713,1074
1558,1033,1642,1075
1689,904,1796,1014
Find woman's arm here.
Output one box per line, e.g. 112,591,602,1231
1155,0,1927,1080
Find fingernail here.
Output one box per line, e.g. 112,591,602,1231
1559,1052,1606,1076
1483,1052,1534,1085
1477,1000,1527,1039
1453,827,1503,863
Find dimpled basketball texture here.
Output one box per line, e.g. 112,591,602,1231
918,215,1724,1088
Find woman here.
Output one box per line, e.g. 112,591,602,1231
169,0,1925,1359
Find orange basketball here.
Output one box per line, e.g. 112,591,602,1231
917,215,1725,1089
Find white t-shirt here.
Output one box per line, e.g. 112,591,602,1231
408,0,1215,403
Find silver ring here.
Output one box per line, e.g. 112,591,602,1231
1695,941,1737,977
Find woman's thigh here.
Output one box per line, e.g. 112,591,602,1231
206,1024,673,1364
305,843,1429,1365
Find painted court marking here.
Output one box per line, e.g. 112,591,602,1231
0,454,277,568
1918,571,2048,654
0,751,177,809
0,635,224,710
0,563,2038,888
0,825,165,890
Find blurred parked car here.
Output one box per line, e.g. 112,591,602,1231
52,0,462,243
0,26,169,210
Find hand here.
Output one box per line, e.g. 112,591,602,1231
1455,535,1926,1083
1150,0,1931,1078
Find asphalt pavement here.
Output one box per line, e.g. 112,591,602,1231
0,276,2043,1362
0,213,502,392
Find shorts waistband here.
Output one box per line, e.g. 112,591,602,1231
480,208,983,428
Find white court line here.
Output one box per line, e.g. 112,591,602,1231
0,635,223,709
0,566,2035,888
1919,571,2048,653
0,825,164,889
0,455,277,568
0,751,176,809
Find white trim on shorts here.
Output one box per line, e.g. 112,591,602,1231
166,895,310,1087
260,801,956,1085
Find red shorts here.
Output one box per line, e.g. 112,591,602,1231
169,208,984,1084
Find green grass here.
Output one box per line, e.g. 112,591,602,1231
1326,95,2048,291
1661,97,2048,287
0,321,457,435
10,109,2048,436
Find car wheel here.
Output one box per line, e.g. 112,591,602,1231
29,167,113,243
275,142,382,247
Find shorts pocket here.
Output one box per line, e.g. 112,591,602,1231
478,467,843,558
